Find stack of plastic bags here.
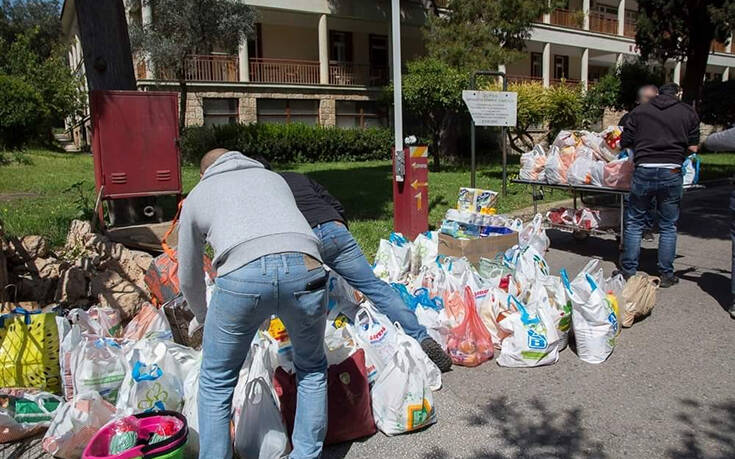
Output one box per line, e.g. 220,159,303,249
521,127,635,189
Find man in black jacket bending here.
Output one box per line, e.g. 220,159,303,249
255,159,452,372
619,83,700,287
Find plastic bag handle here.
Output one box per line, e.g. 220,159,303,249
585,273,599,292
132,362,163,382
507,295,540,326
161,200,184,262
22,392,64,416
560,269,573,295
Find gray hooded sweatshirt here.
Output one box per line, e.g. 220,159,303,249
178,151,322,322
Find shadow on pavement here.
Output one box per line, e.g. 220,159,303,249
457,397,605,458
678,270,732,311
0,434,45,459
677,187,731,241
667,398,735,459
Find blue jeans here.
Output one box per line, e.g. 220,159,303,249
621,167,683,277
314,221,430,343
198,253,328,459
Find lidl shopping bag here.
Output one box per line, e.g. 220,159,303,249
542,276,572,350
70,337,126,404
0,308,61,393
373,235,411,283
518,214,550,254
563,268,618,364
496,295,560,368
275,349,376,445
394,323,441,391
370,342,437,436
446,287,493,367
42,391,116,459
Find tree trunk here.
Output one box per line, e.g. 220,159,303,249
432,130,441,172
178,79,188,132
681,11,715,106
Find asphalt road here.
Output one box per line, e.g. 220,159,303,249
323,184,735,459
4,185,733,459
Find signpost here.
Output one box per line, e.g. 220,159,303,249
463,71,517,196
393,145,429,239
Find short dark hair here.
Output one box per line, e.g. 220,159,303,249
251,155,272,170
659,83,680,97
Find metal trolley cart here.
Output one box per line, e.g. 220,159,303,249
511,179,703,246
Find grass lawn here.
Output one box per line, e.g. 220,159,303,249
2,150,734,261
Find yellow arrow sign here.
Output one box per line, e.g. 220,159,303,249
411,179,428,190
415,192,422,210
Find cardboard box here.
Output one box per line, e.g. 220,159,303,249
438,231,519,265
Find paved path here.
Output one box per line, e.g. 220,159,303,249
6,186,733,459
324,184,735,459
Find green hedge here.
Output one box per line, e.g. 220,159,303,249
180,123,393,164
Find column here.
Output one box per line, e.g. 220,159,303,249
673,61,682,84
543,0,551,24
726,35,733,54
542,42,551,87
581,48,589,90
583,0,590,31
498,63,506,85
238,38,249,82
318,14,329,85
616,53,624,67
141,1,154,79
617,0,625,36
723,67,730,82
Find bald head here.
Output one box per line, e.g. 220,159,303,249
200,148,229,175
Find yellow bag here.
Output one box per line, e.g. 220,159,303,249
0,308,61,393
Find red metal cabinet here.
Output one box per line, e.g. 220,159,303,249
91,90,182,199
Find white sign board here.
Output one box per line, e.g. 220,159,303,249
462,90,517,127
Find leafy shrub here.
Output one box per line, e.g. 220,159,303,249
0,75,48,151
180,123,393,165
699,80,735,127
581,73,620,128
615,60,664,111
544,84,583,142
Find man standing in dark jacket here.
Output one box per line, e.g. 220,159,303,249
256,160,452,371
619,83,700,287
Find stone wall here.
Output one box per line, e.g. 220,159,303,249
146,84,378,128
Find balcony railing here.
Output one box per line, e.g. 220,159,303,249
712,41,727,53
249,58,320,85
624,20,636,38
550,9,583,29
329,62,389,86
589,12,618,35
552,78,581,87
185,54,239,82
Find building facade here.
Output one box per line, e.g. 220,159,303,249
61,0,735,147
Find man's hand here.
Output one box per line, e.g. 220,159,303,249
188,317,204,337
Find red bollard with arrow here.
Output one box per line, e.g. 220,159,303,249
393,145,430,239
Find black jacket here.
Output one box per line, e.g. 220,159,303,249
280,172,347,228
620,94,700,166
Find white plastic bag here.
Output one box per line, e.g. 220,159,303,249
394,323,441,391
236,378,290,459
544,145,564,184
518,214,550,254
233,336,289,459
496,295,560,367
414,305,452,351
411,231,438,274
514,244,551,294
116,339,199,415
122,302,172,341
476,289,511,349
70,337,126,404
567,155,596,185
41,391,116,459
563,265,618,364
353,306,399,384
373,235,411,283
0,389,63,443
370,341,437,436
181,356,201,458
519,144,546,182
542,276,572,350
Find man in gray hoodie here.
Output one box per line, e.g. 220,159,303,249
178,149,328,459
